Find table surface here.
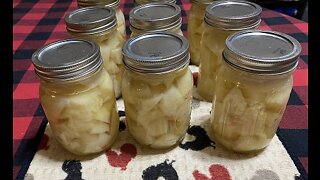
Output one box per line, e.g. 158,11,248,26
13,0,308,179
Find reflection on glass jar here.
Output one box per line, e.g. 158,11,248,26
32,39,119,155
211,30,301,153
129,3,183,37
188,0,216,66
76,0,126,36
122,32,193,149
197,0,262,101
65,7,125,99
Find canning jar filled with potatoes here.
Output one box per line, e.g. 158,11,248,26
65,7,125,99
76,0,126,36
197,0,262,101
188,0,216,65
31,39,119,155
211,30,301,153
129,3,183,37
122,32,193,149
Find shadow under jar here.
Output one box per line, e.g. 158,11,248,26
211,30,301,153
129,3,183,37
65,6,125,99
122,32,193,149
196,0,262,101
188,0,217,66
31,39,120,155
76,0,126,36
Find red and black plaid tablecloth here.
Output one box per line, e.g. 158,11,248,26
13,0,308,179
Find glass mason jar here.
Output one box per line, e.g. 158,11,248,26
31,39,120,155
122,32,193,149
134,0,176,6
76,0,126,36
211,30,301,153
188,0,216,66
197,0,262,101
65,7,126,99
129,3,183,37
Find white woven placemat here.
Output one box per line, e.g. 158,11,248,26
25,66,300,180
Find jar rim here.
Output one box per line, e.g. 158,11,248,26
77,0,120,9
129,3,181,31
32,39,103,82
65,6,117,36
123,32,190,74
134,0,176,5
223,30,301,75
204,0,262,30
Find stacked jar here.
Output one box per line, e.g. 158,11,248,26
65,7,126,99
32,39,119,155
134,0,176,6
122,32,193,149
129,3,183,37
211,30,301,152
188,0,216,65
76,0,126,36
196,0,262,101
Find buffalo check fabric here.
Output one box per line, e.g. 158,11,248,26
13,0,308,179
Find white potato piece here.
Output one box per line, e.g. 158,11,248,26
58,91,103,122
88,122,110,134
40,71,119,155
111,48,123,64
140,95,163,114
265,84,292,112
174,68,193,97
130,79,153,99
112,73,122,98
197,26,237,101
188,3,207,65
125,102,138,120
40,94,68,123
96,70,114,99
52,124,80,145
77,133,113,154
126,117,155,146
100,43,111,65
151,133,180,149
137,106,166,127
122,67,192,149
105,60,120,75
211,63,293,152
145,116,169,137
65,115,110,133
264,111,283,138
223,87,248,118
115,9,126,36
98,29,125,99
159,86,183,117
219,134,270,153
175,94,192,121
177,29,183,36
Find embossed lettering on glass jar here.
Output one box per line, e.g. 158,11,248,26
76,0,126,35
197,0,262,101
211,30,301,153
129,3,183,37
122,32,193,149
134,0,176,6
32,39,120,155
188,0,216,65
65,7,125,99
